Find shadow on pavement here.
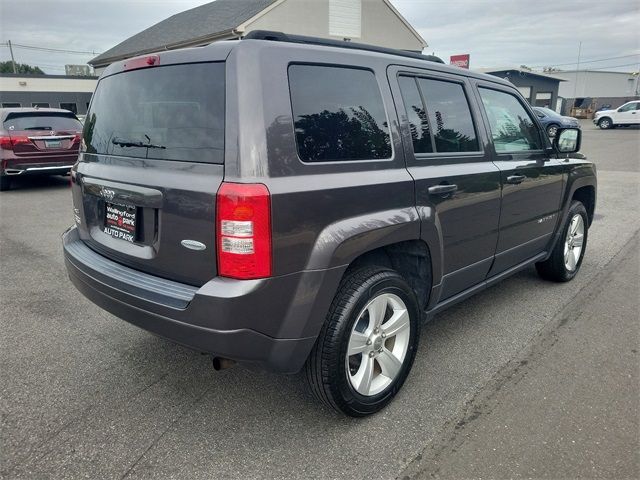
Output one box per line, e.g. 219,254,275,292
2,174,70,192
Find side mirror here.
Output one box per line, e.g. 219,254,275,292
554,127,581,154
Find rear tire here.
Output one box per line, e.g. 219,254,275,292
304,266,421,417
0,176,11,192
536,201,588,282
546,123,560,137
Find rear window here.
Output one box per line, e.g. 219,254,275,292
84,62,225,164
3,112,82,132
415,78,479,153
288,64,391,162
398,76,433,154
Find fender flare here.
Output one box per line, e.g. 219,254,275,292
304,207,421,270
547,169,597,256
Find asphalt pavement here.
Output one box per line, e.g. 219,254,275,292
1,121,638,479
402,232,639,480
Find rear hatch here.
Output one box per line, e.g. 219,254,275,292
73,60,225,286
3,111,82,161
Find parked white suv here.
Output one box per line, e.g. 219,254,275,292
593,100,640,129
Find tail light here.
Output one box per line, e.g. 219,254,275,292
216,182,272,279
0,136,30,150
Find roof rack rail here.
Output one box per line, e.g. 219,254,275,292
242,30,445,64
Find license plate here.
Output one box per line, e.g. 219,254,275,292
104,203,137,243
44,140,61,148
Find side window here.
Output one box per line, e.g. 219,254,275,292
417,78,480,153
618,102,637,112
479,88,543,152
398,76,433,153
288,64,391,162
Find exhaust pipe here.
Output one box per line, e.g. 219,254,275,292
212,357,236,371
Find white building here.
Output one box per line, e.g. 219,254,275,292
554,70,640,112
89,0,427,74
0,74,98,114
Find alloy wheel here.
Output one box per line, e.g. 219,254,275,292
564,214,585,271
346,293,411,396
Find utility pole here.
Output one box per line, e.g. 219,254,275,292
7,40,18,73
571,41,582,115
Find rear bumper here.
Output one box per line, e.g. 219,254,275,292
63,227,344,373
2,156,76,176
4,164,72,176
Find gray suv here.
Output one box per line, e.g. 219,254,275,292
63,31,596,416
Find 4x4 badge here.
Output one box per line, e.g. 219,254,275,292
181,239,206,251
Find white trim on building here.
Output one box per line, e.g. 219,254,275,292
0,75,97,93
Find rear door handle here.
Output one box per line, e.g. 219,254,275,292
506,175,526,185
428,184,458,196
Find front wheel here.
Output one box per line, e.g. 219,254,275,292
304,266,421,416
546,123,559,137
536,201,588,282
598,117,613,129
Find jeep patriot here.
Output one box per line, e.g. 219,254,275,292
63,31,597,416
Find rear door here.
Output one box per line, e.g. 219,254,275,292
389,67,502,300
73,61,226,286
3,111,82,160
474,83,565,275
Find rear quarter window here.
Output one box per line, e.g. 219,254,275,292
288,64,392,162
84,62,225,164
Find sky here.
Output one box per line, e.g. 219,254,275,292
0,0,638,74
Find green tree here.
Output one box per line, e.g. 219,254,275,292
0,61,45,74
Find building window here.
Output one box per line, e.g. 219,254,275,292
60,102,78,114
32,102,50,108
2,102,21,108
288,64,391,162
534,92,552,108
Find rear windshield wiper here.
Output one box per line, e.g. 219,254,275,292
112,137,166,149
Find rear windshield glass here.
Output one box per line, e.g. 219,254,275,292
84,62,225,163
4,112,82,132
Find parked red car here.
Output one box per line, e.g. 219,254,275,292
0,108,83,191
